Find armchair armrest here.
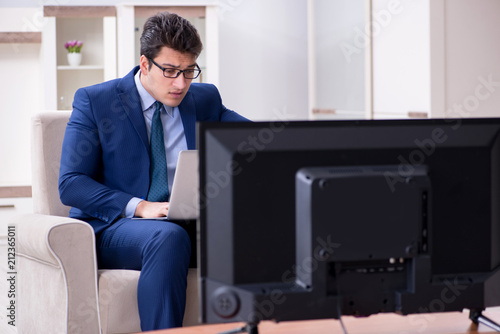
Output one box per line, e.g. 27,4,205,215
13,213,101,334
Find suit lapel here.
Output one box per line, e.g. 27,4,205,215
117,67,150,153
178,91,196,150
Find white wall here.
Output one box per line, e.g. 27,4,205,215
0,43,41,187
373,0,500,119
0,8,42,186
217,0,309,120
442,0,500,118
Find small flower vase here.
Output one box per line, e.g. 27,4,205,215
67,52,82,66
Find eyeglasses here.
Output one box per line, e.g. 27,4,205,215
148,58,201,79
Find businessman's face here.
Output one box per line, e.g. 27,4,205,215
140,46,198,107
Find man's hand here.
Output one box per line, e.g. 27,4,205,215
135,200,169,218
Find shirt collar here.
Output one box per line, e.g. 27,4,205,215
134,70,175,117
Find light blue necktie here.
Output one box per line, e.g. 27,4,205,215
147,101,170,202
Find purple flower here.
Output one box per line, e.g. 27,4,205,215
65,39,84,53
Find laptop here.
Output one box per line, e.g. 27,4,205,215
133,150,199,220
166,150,199,220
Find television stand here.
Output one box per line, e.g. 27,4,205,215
470,309,500,332
218,322,259,334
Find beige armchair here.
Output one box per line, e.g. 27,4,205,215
12,111,199,334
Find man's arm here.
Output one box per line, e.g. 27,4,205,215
220,104,250,122
58,88,133,223
189,83,250,123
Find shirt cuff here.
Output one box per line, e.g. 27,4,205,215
123,197,144,218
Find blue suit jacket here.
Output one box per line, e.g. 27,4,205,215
59,66,248,233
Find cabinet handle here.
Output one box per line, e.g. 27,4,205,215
0,204,15,209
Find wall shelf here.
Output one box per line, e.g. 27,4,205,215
0,32,41,44
57,65,104,70
134,6,205,18
0,186,32,198
44,5,116,18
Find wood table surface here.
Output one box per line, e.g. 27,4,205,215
139,307,500,334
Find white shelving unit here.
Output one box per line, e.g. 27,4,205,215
42,4,218,111
42,6,117,111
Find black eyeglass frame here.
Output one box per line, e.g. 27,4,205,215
148,58,202,79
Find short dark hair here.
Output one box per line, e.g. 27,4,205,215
140,11,203,63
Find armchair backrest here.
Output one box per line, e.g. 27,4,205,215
31,111,72,217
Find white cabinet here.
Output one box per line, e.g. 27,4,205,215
308,0,429,120
308,0,500,120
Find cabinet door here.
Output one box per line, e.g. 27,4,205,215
372,0,430,119
308,0,367,120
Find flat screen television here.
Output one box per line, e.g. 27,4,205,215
197,118,500,333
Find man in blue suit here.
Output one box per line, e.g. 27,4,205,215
59,11,248,331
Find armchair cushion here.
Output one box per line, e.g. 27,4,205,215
98,270,141,333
